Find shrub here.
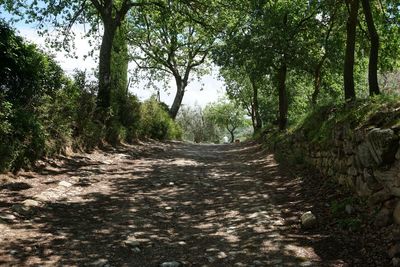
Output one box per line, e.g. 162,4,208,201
71,73,104,150
0,21,71,171
140,97,182,140
109,93,141,144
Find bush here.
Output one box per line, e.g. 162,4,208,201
0,21,73,171
71,70,105,150
107,93,141,144
140,97,182,140
0,21,181,173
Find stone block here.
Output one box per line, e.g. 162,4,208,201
356,142,376,168
394,201,400,225
366,128,398,166
368,189,392,205
348,166,358,176
356,176,372,197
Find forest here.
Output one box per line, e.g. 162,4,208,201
1,0,400,266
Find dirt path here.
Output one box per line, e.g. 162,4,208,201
0,141,385,266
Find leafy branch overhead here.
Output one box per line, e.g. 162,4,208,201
127,0,215,119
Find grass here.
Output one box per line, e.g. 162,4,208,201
291,94,400,147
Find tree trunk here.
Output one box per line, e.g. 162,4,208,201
250,77,262,132
228,129,235,143
277,62,288,130
249,105,256,132
111,24,129,125
361,0,380,96
311,59,324,105
97,22,117,113
344,0,359,101
169,76,187,119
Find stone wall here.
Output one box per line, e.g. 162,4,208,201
288,124,400,207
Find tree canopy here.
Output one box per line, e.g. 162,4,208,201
0,0,399,171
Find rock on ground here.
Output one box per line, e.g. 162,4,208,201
160,261,182,267
301,211,317,229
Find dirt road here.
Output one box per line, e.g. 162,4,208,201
0,142,385,266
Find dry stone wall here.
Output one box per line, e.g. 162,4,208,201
290,124,400,207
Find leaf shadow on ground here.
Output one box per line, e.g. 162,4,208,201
0,142,374,266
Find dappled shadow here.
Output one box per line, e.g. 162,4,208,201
1,182,32,191
0,141,373,266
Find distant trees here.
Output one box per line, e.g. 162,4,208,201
176,105,220,143
204,100,248,143
175,101,251,144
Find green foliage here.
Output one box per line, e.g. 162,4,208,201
213,0,400,132
106,94,141,145
127,0,216,117
70,71,104,150
330,197,363,231
176,105,221,143
139,97,182,140
205,99,250,142
295,95,400,146
0,21,75,171
107,24,141,145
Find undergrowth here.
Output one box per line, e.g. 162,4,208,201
292,94,400,146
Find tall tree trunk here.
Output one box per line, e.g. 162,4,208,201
250,77,262,132
311,58,325,105
277,62,288,131
344,0,359,101
97,22,117,113
169,76,187,119
361,0,380,96
111,24,129,124
249,105,256,132
228,128,235,143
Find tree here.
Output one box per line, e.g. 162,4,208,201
176,105,220,143
205,100,247,143
1,0,160,114
214,0,322,130
343,0,359,101
361,0,380,96
127,0,215,119
219,65,263,133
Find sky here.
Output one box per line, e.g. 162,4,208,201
6,17,225,108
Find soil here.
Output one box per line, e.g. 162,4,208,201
0,141,392,266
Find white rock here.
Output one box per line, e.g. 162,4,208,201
124,236,151,247
160,261,181,267
22,199,41,207
301,211,317,229
0,214,16,220
124,239,140,247
59,181,72,187
345,204,354,215
91,259,109,267
132,247,141,253
217,251,227,259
